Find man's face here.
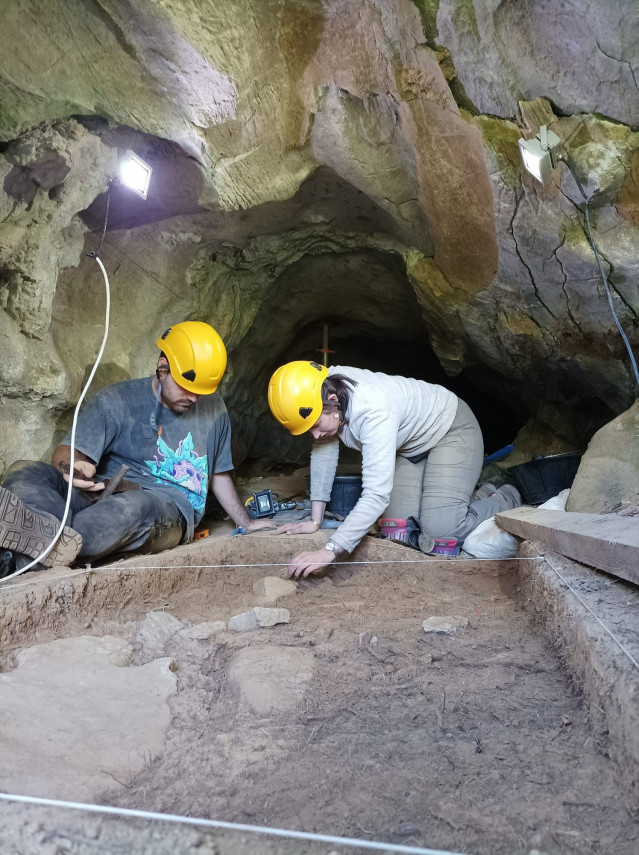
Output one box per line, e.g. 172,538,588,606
157,361,200,413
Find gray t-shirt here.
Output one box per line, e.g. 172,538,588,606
62,377,233,539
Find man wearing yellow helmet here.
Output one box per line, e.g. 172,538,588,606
268,361,522,578
0,322,269,578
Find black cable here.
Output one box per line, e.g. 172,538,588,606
85,179,112,260
561,156,639,393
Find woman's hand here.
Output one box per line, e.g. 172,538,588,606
288,548,336,579
274,519,321,536
245,519,278,533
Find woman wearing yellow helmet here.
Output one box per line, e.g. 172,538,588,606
268,362,522,578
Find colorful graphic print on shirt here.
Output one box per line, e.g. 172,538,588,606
145,432,208,513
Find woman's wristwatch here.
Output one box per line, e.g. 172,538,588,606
324,540,342,555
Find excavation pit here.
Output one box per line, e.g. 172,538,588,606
0,530,637,855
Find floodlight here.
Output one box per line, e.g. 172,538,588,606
518,126,562,183
119,150,153,199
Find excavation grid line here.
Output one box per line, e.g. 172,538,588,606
0,792,471,855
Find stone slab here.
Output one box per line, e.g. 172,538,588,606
228,607,290,632
0,635,176,800
252,576,297,603
135,610,184,655
422,615,469,634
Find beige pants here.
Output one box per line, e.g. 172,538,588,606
384,400,511,550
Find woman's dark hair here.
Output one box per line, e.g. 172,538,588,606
321,374,357,416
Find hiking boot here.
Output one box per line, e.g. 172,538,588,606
377,517,421,550
0,548,15,579
473,482,497,499
495,484,522,509
0,486,82,568
0,549,46,579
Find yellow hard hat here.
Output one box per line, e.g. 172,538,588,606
157,321,227,395
268,361,328,435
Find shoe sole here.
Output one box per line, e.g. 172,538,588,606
0,487,81,568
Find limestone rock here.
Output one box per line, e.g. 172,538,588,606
566,401,639,514
0,4,638,477
228,607,291,633
178,621,227,640
254,606,291,627
0,635,176,799
437,0,639,125
227,645,314,713
422,615,469,634
465,106,639,416
135,611,185,655
0,120,111,339
252,576,297,603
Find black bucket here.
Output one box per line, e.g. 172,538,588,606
507,452,582,505
327,475,363,517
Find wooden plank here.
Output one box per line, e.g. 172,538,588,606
496,507,639,586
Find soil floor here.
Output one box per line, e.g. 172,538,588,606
0,525,637,855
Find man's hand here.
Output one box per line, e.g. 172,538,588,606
52,446,105,492
275,519,321,536
62,459,105,491
288,548,336,579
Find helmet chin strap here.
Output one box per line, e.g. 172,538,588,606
151,365,170,435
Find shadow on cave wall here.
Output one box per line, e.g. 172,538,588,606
225,248,525,470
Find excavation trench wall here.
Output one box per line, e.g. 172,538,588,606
518,540,639,802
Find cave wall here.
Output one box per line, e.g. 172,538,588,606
0,0,638,474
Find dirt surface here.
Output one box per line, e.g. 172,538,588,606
0,530,637,855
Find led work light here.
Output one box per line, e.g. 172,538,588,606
518,125,562,183
119,150,153,199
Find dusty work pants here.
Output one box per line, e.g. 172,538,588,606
384,400,512,550
3,461,185,563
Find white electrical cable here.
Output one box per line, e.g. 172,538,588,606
561,156,639,392
0,793,470,855
0,256,111,584
583,204,639,389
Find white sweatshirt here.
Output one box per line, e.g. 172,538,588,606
310,366,458,554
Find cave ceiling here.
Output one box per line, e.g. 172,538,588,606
0,0,638,471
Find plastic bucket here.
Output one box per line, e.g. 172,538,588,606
507,452,582,505
327,475,363,517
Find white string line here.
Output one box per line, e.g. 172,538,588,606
0,793,471,855
0,555,543,592
0,257,111,583
538,550,639,672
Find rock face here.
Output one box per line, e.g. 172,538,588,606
566,401,639,514
0,1,637,473
436,0,639,125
